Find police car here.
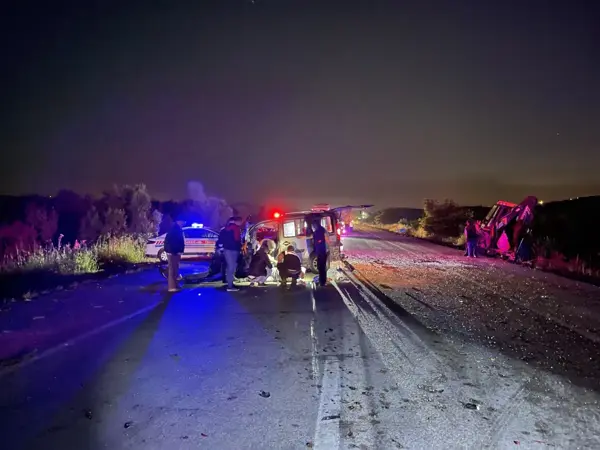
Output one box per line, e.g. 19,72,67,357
145,223,219,262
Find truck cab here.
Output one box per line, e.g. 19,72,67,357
479,196,537,256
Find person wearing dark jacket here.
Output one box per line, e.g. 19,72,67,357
221,216,243,291
277,245,302,288
164,217,186,292
310,220,329,286
464,220,478,258
210,219,232,282
248,241,273,286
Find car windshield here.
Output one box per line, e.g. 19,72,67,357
305,213,334,234
184,228,217,239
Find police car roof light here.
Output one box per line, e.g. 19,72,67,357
191,223,203,228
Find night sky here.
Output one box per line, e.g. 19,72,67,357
1,0,599,208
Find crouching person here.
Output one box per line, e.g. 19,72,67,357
165,216,186,292
248,241,273,286
277,245,302,288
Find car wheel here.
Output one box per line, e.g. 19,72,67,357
158,249,168,263
309,254,318,273
309,253,330,273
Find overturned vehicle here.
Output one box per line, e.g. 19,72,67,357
477,196,538,261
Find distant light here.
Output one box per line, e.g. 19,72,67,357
273,212,281,219
538,200,544,205
191,223,203,228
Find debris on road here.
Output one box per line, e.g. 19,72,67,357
259,390,271,398
124,421,133,429
321,414,340,421
344,236,600,389
84,409,93,419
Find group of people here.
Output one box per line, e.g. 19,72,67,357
246,218,329,289
247,242,302,288
162,214,330,293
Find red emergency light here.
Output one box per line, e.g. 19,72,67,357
273,212,282,219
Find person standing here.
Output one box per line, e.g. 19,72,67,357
221,216,243,292
214,218,233,283
311,219,329,286
164,216,186,292
465,219,479,258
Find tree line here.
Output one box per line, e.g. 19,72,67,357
0,181,235,264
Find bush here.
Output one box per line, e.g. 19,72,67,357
74,249,101,273
3,246,100,275
1,234,147,277
96,235,147,266
532,197,600,266
411,225,430,239
421,199,472,239
368,200,475,245
370,208,424,226
0,180,232,280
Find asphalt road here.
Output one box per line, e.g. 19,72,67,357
1,231,599,449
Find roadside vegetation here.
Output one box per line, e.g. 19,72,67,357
366,199,483,247
1,234,149,276
363,196,600,281
0,184,159,277
0,181,235,299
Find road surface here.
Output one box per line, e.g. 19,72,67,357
0,231,599,449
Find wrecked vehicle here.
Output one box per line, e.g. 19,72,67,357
478,196,537,259
242,204,372,273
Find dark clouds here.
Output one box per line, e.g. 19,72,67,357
1,0,599,207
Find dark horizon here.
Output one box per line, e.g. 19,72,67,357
1,1,599,208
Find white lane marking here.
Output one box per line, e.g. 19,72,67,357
0,300,163,378
313,358,341,450
310,317,321,392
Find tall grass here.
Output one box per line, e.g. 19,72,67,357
0,235,148,276
96,235,147,265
